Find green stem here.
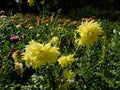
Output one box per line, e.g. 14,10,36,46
18,0,21,13
42,0,45,17
34,0,42,14
52,9,61,28
86,47,91,61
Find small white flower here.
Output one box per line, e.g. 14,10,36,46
113,29,116,34
0,15,7,20
46,24,48,26
29,26,34,29
0,15,7,18
67,79,74,83
16,25,21,28
8,27,12,30
119,32,120,35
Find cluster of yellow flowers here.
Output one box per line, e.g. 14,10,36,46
75,20,103,47
12,50,24,75
57,55,75,89
22,40,60,69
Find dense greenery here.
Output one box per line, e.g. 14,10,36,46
0,9,120,89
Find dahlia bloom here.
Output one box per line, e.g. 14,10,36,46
22,40,60,69
75,20,103,47
58,54,74,67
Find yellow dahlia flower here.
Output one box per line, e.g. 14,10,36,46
22,40,60,69
58,54,74,67
75,20,103,47
27,0,34,6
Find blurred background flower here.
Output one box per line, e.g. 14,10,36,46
14,62,24,75
27,0,34,6
10,35,20,42
12,50,22,62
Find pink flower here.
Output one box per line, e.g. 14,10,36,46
10,36,20,42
